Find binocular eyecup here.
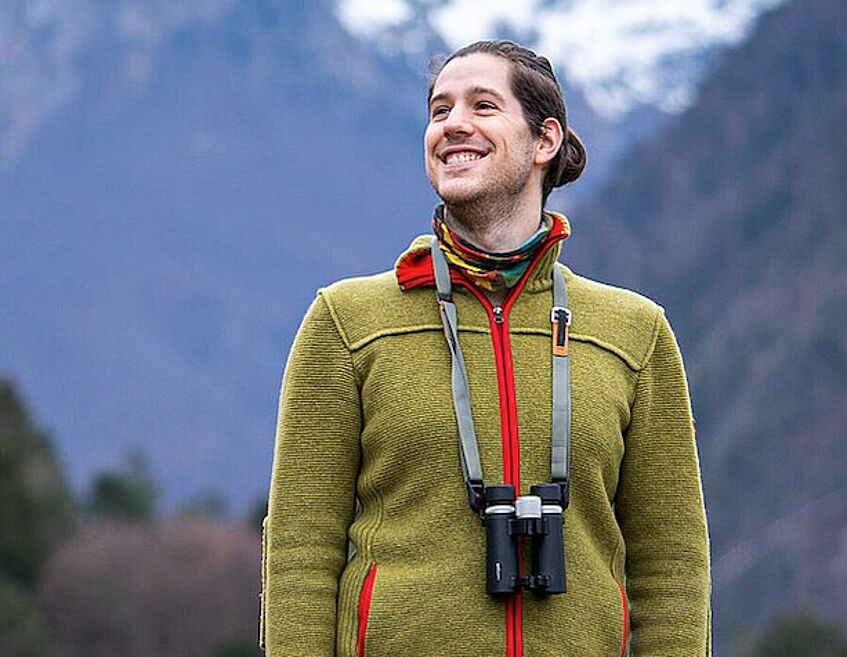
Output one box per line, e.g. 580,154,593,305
483,483,567,597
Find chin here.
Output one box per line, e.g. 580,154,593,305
433,180,485,206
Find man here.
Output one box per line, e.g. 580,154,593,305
261,40,710,656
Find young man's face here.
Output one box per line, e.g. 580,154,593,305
425,53,542,209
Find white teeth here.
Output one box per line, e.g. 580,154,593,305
445,151,483,164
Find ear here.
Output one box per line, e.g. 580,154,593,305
534,117,564,166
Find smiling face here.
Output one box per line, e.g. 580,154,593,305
425,53,545,211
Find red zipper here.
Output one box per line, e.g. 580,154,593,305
617,581,630,657
460,241,559,657
464,284,522,657
357,564,378,657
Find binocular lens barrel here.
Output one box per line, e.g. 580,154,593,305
530,484,567,594
484,485,519,596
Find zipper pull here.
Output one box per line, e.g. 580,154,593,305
493,306,504,324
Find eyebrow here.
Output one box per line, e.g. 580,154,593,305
429,85,508,107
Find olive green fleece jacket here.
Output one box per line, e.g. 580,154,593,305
262,236,711,657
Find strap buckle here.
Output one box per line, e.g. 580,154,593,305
553,477,571,509
467,481,485,515
550,306,572,325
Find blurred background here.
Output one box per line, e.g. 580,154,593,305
1,0,845,655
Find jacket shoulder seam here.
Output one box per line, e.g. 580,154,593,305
349,325,492,351
569,334,643,370
641,304,665,369
349,324,439,351
316,288,353,350
314,289,363,389
563,266,664,371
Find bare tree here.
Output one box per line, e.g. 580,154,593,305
39,518,260,657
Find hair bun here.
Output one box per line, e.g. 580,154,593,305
556,128,587,187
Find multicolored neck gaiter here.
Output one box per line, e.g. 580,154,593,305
432,206,566,292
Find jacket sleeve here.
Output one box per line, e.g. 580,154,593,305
614,310,711,656
262,292,361,656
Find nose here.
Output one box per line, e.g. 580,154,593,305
442,104,474,139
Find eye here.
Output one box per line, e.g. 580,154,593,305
430,105,450,120
476,101,497,112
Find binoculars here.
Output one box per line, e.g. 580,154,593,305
483,483,567,596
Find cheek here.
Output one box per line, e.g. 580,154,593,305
424,124,440,155
423,135,440,177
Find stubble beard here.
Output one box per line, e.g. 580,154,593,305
435,154,535,240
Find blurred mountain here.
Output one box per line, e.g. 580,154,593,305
0,0,660,508
571,0,846,648
1,0,440,508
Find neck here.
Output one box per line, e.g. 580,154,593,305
444,195,544,252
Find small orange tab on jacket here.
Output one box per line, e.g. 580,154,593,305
552,320,569,357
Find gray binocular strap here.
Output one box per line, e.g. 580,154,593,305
430,238,572,511
431,240,484,509
551,263,572,508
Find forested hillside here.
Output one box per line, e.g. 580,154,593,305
571,0,846,649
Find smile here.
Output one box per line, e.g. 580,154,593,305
442,150,487,165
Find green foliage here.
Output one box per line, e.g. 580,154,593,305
87,451,157,521
210,639,264,657
0,576,57,657
743,611,847,657
0,379,75,588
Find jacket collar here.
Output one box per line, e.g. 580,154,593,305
395,212,570,295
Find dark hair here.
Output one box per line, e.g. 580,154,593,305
429,40,587,204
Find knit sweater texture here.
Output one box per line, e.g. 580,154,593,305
262,235,711,656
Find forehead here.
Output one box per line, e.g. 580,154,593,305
430,52,515,102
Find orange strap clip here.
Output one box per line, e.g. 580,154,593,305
551,307,572,357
